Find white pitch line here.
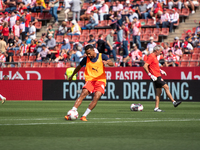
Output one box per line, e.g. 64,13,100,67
0,119,200,126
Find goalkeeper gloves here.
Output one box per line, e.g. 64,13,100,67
148,73,157,81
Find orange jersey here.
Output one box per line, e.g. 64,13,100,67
84,53,106,84
146,53,161,77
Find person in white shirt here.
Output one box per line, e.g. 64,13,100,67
115,0,123,12
169,8,179,32
129,9,139,22
28,21,36,40
156,8,169,28
182,41,193,54
99,3,109,21
146,37,157,54
67,20,81,35
64,0,72,21
23,0,31,9
85,10,99,29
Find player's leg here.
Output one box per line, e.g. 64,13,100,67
162,84,182,107
80,81,105,121
0,94,6,104
154,88,163,112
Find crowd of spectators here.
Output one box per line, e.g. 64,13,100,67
0,0,199,67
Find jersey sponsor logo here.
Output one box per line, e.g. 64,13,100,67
92,67,98,72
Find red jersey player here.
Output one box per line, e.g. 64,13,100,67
143,45,182,112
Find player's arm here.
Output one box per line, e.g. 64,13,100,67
143,63,157,81
102,54,114,66
68,65,82,82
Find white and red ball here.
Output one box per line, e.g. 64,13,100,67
130,103,144,111
67,110,79,120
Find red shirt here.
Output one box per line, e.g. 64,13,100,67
18,6,27,15
166,54,179,65
0,25,3,32
25,13,31,27
2,27,9,36
146,53,161,77
29,44,37,53
55,50,60,58
123,27,129,41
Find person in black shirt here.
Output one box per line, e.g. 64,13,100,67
7,34,15,50
97,34,105,54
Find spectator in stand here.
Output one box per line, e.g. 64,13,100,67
61,38,70,51
158,0,166,7
185,30,193,42
49,0,59,25
23,0,32,10
132,17,141,50
5,0,17,13
2,22,9,43
131,0,139,13
0,50,5,65
108,11,118,30
27,21,36,40
94,0,103,9
0,0,5,11
49,45,59,61
12,20,20,38
34,40,42,55
122,1,132,15
195,21,200,36
146,0,154,18
146,37,157,54
20,40,29,56
63,0,72,22
173,36,181,48
123,44,142,67
156,8,170,28
138,0,148,19
70,0,82,22
4,51,14,67
192,35,199,47
33,0,46,14
19,18,26,41
9,11,20,33
25,35,32,44
168,0,182,10
58,21,68,35
7,34,15,51
24,9,31,33
3,12,10,23
14,36,22,51
87,34,96,47
29,40,37,56
174,45,183,61
106,30,116,61
0,12,3,25
0,36,6,53
197,42,200,48
97,34,105,54
116,15,123,42
151,0,163,24
40,33,47,43
99,2,109,21
115,0,123,12
73,40,83,51
85,10,99,30
67,20,81,35
129,9,139,22
163,42,170,58
165,50,179,67
29,0,36,12
17,2,27,18
121,24,129,59
46,24,55,38
46,34,56,49
37,44,50,61
182,41,193,54
55,49,67,62
184,0,199,14
74,46,84,63
169,8,179,32
80,2,95,21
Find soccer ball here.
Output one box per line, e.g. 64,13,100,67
130,103,144,111
67,110,79,120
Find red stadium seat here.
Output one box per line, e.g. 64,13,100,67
188,61,198,67
45,13,52,20
182,54,191,60
20,56,28,62
153,28,161,35
139,19,147,26
90,29,98,35
48,62,56,67
41,62,48,68
145,28,152,35
82,30,90,36
24,62,32,68
146,19,155,26
28,56,36,62
36,13,45,20
182,8,189,16
79,36,87,42
65,62,71,67
180,61,189,67
35,22,42,30
33,62,41,68
191,54,198,60
71,35,80,42
98,29,105,35
161,28,169,36
77,21,84,27
56,35,64,43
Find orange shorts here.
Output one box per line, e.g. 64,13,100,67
83,81,106,94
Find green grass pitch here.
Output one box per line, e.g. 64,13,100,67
0,101,200,150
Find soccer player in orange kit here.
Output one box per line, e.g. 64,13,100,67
143,45,182,112
65,45,114,121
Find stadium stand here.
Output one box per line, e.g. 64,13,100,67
0,0,199,68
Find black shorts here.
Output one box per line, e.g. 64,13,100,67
154,76,166,88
